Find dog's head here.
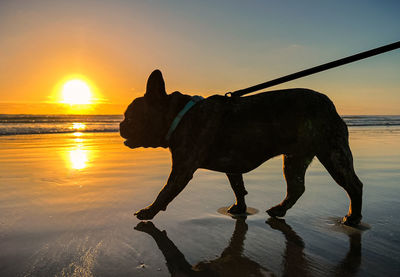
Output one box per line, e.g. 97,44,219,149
120,70,170,149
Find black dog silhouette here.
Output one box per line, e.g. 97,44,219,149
120,70,363,225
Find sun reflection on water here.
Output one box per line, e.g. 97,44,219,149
71,122,86,131
69,148,88,170
64,131,92,170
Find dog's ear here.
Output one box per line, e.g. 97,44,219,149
145,69,167,103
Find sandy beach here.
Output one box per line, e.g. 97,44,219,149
1,127,399,276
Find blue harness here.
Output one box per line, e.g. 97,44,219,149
165,95,204,141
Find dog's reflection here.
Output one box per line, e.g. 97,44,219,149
135,218,361,276
267,218,361,276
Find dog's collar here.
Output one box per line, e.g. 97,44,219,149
165,95,204,141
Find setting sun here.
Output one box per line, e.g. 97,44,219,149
61,79,92,105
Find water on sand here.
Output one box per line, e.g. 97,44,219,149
0,127,399,276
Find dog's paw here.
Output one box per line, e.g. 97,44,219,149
341,214,362,226
135,221,156,232
227,203,247,214
266,205,287,218
266,217,289,230
134,207,157,220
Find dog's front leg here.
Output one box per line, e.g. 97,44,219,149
135,165,196,220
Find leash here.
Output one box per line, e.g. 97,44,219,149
225,41,400,98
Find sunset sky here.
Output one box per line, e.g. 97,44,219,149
0,0,399,115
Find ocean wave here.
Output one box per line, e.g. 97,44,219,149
0,114,123,123
1,114,399,136
342,116,400,126
0,128,119,136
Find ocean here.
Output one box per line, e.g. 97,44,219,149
0,114,122,135
0,114,400,136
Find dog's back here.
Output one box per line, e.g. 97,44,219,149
178,88,347,172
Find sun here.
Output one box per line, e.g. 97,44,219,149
61,79,93,105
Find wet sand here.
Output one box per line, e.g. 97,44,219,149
0,128,399,276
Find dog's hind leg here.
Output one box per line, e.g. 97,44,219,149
267,154,314,218
226,173,248,214
317,143,363,226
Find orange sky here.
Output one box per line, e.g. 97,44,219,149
0,1,399,115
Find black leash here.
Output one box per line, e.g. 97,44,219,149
225,41,400,98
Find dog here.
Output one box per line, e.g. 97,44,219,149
120,70,363,226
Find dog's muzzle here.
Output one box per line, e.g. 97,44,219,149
120,121,134,148
119,121,129,139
